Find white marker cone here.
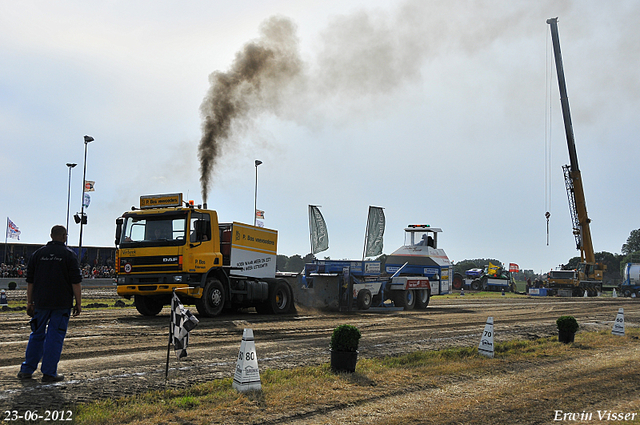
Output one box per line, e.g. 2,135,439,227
233,328,262,392
0,290,7,306
478,317,494,358
460,288,465,296
583,290,588,298
612,308,625,337
612,288,617,298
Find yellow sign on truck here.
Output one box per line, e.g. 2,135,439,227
115,194,293,317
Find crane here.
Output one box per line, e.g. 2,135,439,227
546,17,605,296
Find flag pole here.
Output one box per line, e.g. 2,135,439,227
165,289,175,380
308,205,313,256
3,218,8,265
362,207,371,262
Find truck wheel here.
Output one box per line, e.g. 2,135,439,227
134,295,164,316
395,290,415,310
452,273,463,290
356,289,372,310
415,289,430,309
471,280,481,291
262,280,293,314
196,278,225,317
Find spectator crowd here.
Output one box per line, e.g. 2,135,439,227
2,258,115,279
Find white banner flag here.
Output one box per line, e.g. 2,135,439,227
309,205,329,254
6,218,21,240
364,206,385,257
83,193,91,208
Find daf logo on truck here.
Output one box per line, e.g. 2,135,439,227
114,193,294,318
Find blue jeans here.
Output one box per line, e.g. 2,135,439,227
20,308,71,376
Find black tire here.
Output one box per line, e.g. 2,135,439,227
261,280,293,314
415,289,430,309
356,289,372,310
196,278,225,317
471,280,481,291
452,273,463,290
134,295,164,316
395,290,415,310
481,276,488,291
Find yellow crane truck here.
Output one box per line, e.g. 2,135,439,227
546,18,606,296
115,193,294,317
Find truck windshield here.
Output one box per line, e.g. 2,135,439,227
549,270,576,280
119,212,187,247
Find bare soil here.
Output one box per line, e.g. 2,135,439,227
1,289,638,423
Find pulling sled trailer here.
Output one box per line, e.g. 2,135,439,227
296,225,455,312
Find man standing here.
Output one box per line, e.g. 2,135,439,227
18,225,82,382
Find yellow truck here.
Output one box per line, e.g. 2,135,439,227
115,193,294,317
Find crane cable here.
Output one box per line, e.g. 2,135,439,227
544,28,553,246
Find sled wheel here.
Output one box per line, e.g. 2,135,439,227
356,289,372,310
395,290,415,310
415,289,430,309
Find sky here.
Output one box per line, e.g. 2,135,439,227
2,0,639,274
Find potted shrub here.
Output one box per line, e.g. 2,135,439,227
330,324,361,373
556,315,579,343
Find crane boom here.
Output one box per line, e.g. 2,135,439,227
546,17,595,264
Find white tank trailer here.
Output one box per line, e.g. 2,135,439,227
621,263,640,298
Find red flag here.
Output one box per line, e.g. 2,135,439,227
509,263,519,273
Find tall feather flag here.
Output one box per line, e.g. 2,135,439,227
363,206,385,258
309,205,329,255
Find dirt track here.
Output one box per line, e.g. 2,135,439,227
1,289,638,414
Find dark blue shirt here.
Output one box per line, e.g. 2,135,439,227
26,241,82,309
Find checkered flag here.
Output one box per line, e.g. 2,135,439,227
170,293,199,360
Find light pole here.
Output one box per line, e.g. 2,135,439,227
65,162,77,241
254,160,262,226
77,135,94,265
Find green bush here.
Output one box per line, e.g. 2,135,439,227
8,282,17,290
556,315,579,333
330,324,361,352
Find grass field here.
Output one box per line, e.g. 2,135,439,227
74,328,640,425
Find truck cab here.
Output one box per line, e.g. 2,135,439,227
115,193,292,317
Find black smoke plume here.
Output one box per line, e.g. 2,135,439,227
198,16,302,203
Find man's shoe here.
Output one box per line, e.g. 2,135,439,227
41,374,64,383
17,372,32,379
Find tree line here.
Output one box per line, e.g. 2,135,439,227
276,228,640,284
